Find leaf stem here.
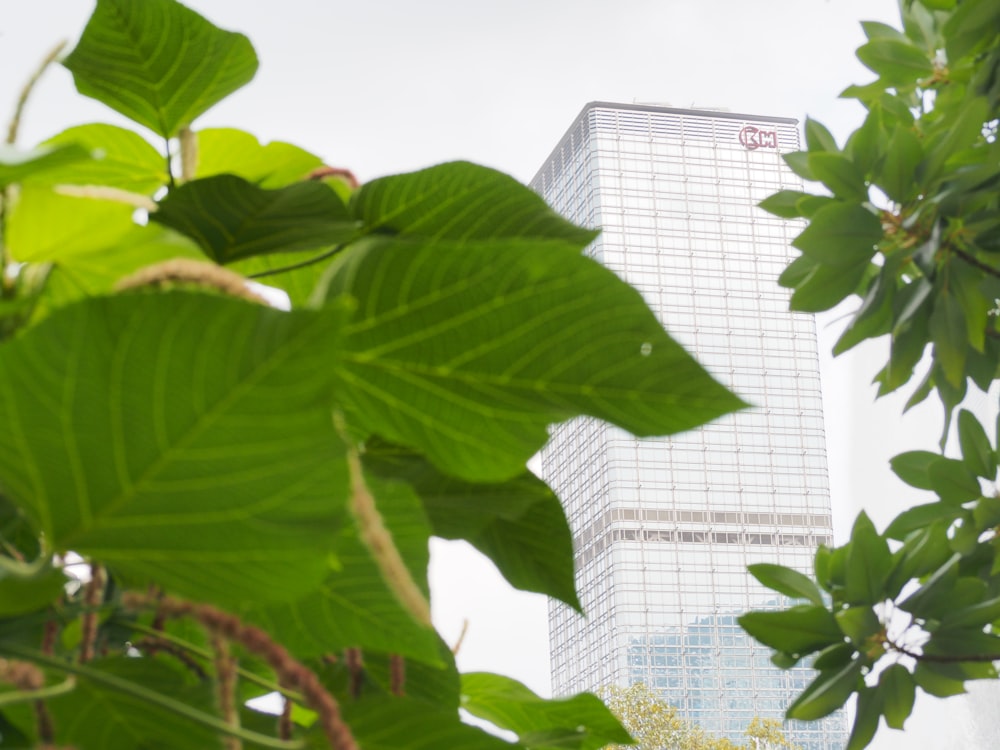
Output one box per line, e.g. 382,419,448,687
0,676,76,707
246,242,350,280
0,642,306,750
6,40,67,146
885,634,1000,663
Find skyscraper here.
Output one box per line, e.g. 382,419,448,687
532,102,846,749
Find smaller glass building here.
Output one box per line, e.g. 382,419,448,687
532,103,846,749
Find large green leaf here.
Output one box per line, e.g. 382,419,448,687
786,660,865,721
460,673,631,750
240,471,443,665
0,143,92,188
748,563,825,606
364,441,579,609
0,293,350,605
844,512,892,605
351,161,597,245
738,605,842,656
34,124,168,194
321,237,745,481
62,0,258,137
195,128,324,189
152,175,358,264
791,203,883,267
856,38,934,86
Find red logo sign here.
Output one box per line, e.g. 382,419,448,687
738,126,778,150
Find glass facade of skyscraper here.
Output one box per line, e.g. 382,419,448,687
532,103,846,749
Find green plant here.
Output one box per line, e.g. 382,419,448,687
740,0,1000,747
0,0,742,747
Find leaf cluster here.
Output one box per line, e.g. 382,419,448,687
744,2,1000,748
0,0,743,748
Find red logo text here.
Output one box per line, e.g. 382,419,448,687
738,126,778,150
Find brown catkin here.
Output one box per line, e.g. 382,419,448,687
79,564,105,664
344,648,363,700
389,654,405,697
114,259,269,305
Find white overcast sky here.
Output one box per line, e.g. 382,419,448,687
7,2,995,748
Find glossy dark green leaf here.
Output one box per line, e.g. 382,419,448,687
791,203,882,267
939,595,1000,630
898,554,960,618
321,237,744,481
913,661,968,697
930,287,968,388
885,523,954,597
856,38,934,86
877,125,923,202
878,664,915,730
834,273,895,354
813,642,856,671
152,174,357,264
846,686,882,750
958,409,996,479
928,457,981,504
789,259,870,313
889,450,942,490
364,441,578,609
62,0,258,137
835,606,881,645
35,124,167,194
782,151,815,181
738,605,842,656
459,673,631,750
806,152,869,201
352,161,596,246
786,659,864,721
0,293,350,606
0,143,92,187
884,502,961,539
845,512,892,605
748,563,824,606
924,629,1000,660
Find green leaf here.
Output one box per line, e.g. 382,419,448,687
321,237,744,481
890,450,943,490
878,664,915,730
0,293,350,606
804,118,839,152
782,151,815,181
835,606,881,645
460,673,631,750
0,143,92,188
364,441,579,609
924,629,1000,660
738,605,842,656
351,161,597,245
46,657,220,750
856,38,934,87
34,124,168,194
240,471,443,665
846,686,882,750
0,567,67,616
152,174,358,264
885,523,954,597
791,203,882,267
790,258,870,312
806,152,869,201
758,190,815,219
844,512,892,605
913,662,968,697
748,563,824,606
877,125,923,202
194,128,325,189
898,555,960,619
939,595,1000,630
62,0,258,137
928,457,981,504
930,286,968,388
341,693,515,750
959,409,996,479
787,659,864,721
884,502,961,539
813,643,856,671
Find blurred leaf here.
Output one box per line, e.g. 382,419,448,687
878,664,915,730
153,174,357,264
939,595,1000,630
460,673,631,750
846,686,882,750
62,0,258,137
789,259,870,313
35,123,167,193
930,286,968,388
890,450,943,490
845,512,892,605
877,125,923,202
958,409,996,479
0,143,92,188
195,128,324,188
738,605,842,656
928,457,981,504
758,190,814,219
856,38,934,86
748,563,824,606
0,568,67,616
0,293,350,606
364,441,579,609
807,152,869,201
884,502,961,539
792,203,882,267
787,660,864,721
835,606,881,645
321,236,744,482
804,118,839,152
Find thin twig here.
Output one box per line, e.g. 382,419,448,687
6,40,67,145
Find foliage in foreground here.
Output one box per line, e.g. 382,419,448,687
602,684,800,750
0,0,744,748
740,0,1000,747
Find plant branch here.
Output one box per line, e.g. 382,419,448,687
0,676,76,707
885,635,1000,663
0,642,307,750
952,246,1000,279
